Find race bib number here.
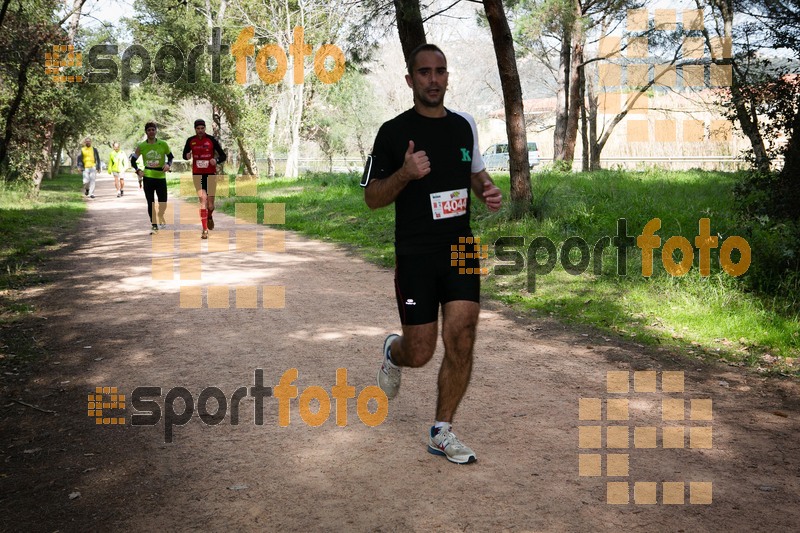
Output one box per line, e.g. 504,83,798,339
147,160,160,167
430,188,468,220
196,160,210,169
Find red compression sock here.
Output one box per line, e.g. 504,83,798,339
200,209,208,230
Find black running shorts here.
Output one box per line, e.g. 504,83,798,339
394,249,480,326
193,174,219,194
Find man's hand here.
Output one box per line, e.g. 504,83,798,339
162,164,171,172
399,140,430,182
482,181,502,212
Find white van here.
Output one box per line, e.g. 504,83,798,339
482,142,540,171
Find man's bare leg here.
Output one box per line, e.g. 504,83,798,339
388,322,437,368
436,300,479,422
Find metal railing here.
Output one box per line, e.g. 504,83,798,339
594,156,747,171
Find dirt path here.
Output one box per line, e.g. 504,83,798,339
2,173,799,532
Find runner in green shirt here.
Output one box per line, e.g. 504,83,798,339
130,122,173,234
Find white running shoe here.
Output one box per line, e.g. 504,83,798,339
377,333,401,399
150,224,158,235
428,425,477,464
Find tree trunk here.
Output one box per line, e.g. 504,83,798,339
212,104,222,138
216,98,255,176
708,0,770,172
777,110,800,219
0,44,39,170
393,0,426,60
0,0,13,30
67,0,87,42
282,2,304,179
580,65,588,172
553,26,571,162
356,132,367,162
563,7,583,166
780,111,800,182
284,83,304,178
267,104,277,177
483,0,532,212
42,122,54,180
32,123,54,190
52,136,66,178
236,138,256,177
731,86,770,172
586,79,601,171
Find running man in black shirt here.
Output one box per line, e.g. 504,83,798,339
363,44,502,464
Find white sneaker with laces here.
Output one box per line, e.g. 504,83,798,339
428,425,477,464
377,334,401,399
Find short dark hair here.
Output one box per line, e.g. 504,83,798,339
144,122,157,131
406,44,446,76
194,119,205,128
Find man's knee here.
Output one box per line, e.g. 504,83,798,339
442,302,479,354
443,321,477,354
400,326,437,367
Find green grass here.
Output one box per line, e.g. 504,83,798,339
0,173,86,362
0,174,85,290
169,173,396,265
169,169,799,375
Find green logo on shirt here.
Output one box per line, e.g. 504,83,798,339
460,148,471,162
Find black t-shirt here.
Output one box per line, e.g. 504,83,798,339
370,108,485,254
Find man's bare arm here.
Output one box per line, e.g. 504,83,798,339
470,169,502,212
364,140,430,209
364,168,411,209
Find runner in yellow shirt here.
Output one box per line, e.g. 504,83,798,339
77,138,100,198
108,142,128,198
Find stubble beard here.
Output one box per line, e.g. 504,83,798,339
415,85,445,109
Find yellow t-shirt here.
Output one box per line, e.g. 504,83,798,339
81,146,96,168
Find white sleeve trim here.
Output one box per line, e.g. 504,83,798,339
452,110,485,174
